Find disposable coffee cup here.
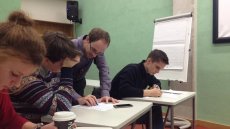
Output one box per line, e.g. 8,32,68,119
53,111,77,129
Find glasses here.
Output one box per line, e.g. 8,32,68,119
90,44,103,55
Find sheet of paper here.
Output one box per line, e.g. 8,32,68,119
74,103,114,111
152,16,192,82
161,91,182,99
153,44,185,70
153,18,188,43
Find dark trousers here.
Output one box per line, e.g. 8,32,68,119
73,78,86,96
136,105,163,129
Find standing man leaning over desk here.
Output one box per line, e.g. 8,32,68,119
72,28,117,103
110,49,169,129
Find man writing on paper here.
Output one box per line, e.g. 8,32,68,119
110,49,169,129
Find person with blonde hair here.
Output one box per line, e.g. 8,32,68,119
0,11,56,129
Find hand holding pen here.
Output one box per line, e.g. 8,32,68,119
153,84,162,97
144,84,162,97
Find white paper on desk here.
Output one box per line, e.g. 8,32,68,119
161,92,181,99
74,103,114,111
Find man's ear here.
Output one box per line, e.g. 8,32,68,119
146,58,152,64
85,36,90,42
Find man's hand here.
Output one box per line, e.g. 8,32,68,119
143,88,162,97
22,122,57,129
41,122,57,129
99,96,119,103
77,95,98,106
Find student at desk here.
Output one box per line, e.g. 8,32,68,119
10,32,98,123
110,49,169,129
0,11,56,129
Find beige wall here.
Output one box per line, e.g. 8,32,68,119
169,0,195,120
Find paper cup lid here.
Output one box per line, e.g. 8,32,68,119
53,111,76,121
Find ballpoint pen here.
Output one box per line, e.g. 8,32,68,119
95,99,99,105
147,84,160,89
153,84,160,89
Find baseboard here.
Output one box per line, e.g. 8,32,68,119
196,120,230,129
162,112,229,129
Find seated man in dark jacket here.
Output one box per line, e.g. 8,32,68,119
110,49,169,129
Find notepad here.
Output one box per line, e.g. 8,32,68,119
74,103,114,111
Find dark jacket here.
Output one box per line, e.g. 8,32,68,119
110,60,161,99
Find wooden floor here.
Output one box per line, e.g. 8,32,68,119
125,124,210,129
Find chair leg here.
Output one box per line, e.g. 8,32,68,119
142,124,145,129
131,122,136,129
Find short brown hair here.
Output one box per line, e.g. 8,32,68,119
88,28,110,46
0,11,46,65
147,49,169,65
43,31,81,63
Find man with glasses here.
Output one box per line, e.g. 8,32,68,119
110,49,169,129
72,28,117,103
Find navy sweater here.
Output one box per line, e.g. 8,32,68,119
110,61,161,99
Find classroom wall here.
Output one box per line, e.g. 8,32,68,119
170,0,195,120
75,0,172,82
197,0,230,126
1,0,229,126
0,0,20,20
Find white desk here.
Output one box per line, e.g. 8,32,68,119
86,79,100,88
71,100,153,129
124,90,196,129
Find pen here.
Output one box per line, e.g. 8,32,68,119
153,84,160,89
147,84,160,89
95,99,99,105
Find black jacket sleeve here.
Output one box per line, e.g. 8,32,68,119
148,76,162,89
117,68,144,98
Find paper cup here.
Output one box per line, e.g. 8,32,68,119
53,111,76,129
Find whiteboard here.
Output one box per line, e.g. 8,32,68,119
152,16,192,82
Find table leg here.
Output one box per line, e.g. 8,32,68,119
170,106,174,129
163,106,170,128
149,108,153,129
192,97,195,129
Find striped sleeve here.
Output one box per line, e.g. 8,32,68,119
11,68,75,115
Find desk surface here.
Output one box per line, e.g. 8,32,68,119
124,90,195,105
71,100,152,129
